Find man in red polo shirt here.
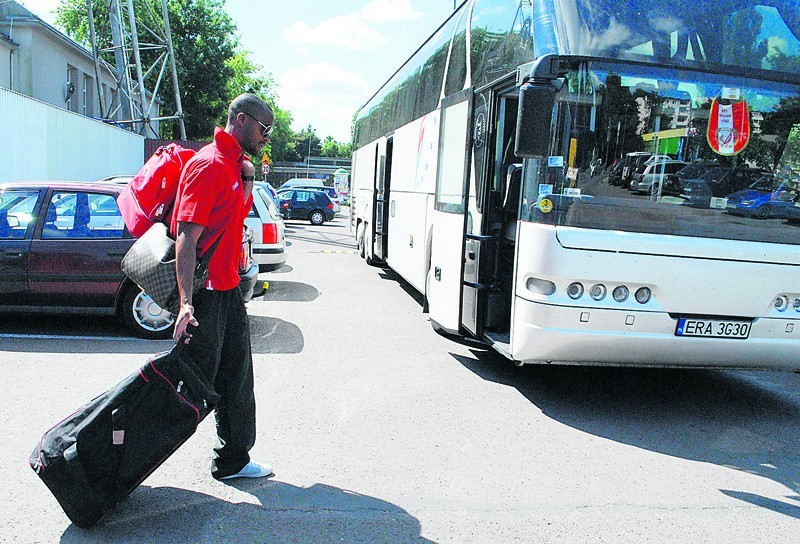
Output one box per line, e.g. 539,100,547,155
171,93,274,480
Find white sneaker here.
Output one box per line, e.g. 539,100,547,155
219,460,274,480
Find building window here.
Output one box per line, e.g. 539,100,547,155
82,74,94,116
66,65,79,112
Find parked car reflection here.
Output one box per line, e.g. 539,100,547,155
680,167,763,208
725,174,800,218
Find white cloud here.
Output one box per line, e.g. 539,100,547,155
17,0,58,24
359,0,422,23
279,62,372,141
280,0,422,53
281,14,388,52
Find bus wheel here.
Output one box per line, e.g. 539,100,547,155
365,234,377,266
364,224,379,266
357,222,365,258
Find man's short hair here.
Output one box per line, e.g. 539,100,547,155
228,93,273,124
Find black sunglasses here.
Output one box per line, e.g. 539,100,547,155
241,112,273,138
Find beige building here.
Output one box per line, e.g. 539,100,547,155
0,0,157,132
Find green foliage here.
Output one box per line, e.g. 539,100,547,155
56,0,238,139
225,51,277,104
54,0,348,157
320,136,352,158
266,108,296,162
293,126,322,163
740,135,778,169
721,8,768,69
162,0,237,139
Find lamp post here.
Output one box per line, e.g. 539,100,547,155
306,134,311,178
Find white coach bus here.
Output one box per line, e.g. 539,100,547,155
350,0,800,369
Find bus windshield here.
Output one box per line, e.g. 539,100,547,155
562,0,800,76
520,59,800,246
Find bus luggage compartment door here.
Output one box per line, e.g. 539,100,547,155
428,91,472,334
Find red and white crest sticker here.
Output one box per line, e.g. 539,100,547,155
707,97,750,156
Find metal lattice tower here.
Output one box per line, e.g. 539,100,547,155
86,0,186,138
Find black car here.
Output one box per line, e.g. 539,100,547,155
0,180,259,339
278,189,336,225
680,167,764,208
659,161,720,197
607,158,626,186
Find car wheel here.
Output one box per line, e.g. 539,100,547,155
309,210,325,225
754,205,771,219
121,286,174,339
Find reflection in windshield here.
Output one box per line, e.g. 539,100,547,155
570,0,800,75
522,60,800,246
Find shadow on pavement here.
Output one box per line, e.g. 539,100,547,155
378,269,425,308
0,315,304,355
60,482,433,543
452,348,800,520
257,281,319,302
263,264,294,274
249,315,303,354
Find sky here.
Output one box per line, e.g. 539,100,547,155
18,0,458,142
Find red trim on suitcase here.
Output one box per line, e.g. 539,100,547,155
148,361,201,422
139,370,149,382
32,402,92,472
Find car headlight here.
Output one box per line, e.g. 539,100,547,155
741,200,755,206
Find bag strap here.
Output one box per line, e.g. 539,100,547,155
196,227,226,271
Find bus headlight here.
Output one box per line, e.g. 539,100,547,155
590,284,606,300
775,295,789,312
635,287,652,304
612,285,629,302
794,298,800,312
526,277,556,295
567,282,584,299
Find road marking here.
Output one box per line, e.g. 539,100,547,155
0,333,163,341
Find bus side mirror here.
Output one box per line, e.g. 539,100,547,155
515,81,556,158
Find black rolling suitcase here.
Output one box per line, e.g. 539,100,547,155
29,346,218,528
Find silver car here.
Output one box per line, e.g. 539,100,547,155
246,183,288,272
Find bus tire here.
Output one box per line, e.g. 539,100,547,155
357,221,365,258
365,229,378,266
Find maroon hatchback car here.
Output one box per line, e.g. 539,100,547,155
0,180,259,339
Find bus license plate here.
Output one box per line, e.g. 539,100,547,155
675,318,750,339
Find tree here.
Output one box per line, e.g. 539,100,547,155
320,136,352,158
56,0,238,139
224,51,294,163
721,8,768,69
294,126,322,163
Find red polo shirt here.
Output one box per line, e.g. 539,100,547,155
171,128,253,291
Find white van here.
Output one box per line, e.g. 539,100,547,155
280,178,324,189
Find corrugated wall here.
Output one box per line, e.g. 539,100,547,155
144,138,208,162
0,87,144,182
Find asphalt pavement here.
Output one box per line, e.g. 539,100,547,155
3,210,800,543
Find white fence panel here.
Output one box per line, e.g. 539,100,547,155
0,87,144,182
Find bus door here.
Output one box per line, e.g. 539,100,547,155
460,90,491,337
372,138,393,262
428,89,473,334
462,85,521,344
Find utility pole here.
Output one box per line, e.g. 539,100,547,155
306,134,312,178
87,0,186,139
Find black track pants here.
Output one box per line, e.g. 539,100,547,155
180,287,256,479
